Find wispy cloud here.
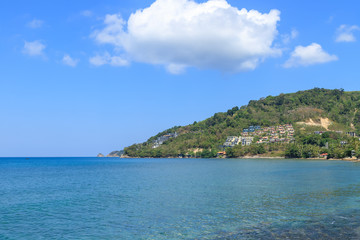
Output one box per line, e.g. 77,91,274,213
283,43,337,68
62,54,79,67
27,19,44,29
23,40,46,56
92,0,281,73
335,24,360,42
326,16,334,24
281,29,299,45
81,10,93,17
89,52,128,67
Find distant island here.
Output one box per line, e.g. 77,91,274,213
105,88,360,160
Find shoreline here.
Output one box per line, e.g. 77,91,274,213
115,155,360,162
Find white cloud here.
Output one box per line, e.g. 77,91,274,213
110,56,129,66
166,64,187,74
62,54,79,67
92,0,281,73
27,19,44,29
89,52,129,67
291,29,299,39
281,29,299,44
89,54,108,66
23,40,46,56
81,10,93,17
335,24,360,42
283,43,338,68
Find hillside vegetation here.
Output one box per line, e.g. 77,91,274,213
122,88,360,159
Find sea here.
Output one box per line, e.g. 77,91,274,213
1,157,360,239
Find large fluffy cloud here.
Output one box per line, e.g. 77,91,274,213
283,43,338,68
92,0,281,73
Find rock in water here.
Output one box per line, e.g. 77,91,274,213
97,153,104,157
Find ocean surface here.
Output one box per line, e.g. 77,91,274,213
1,158,360,239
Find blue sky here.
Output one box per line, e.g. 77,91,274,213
1,0,360,157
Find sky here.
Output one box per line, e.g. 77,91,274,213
0,0,360,157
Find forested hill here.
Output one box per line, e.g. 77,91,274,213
122,88,360,158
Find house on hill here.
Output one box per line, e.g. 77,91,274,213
240,136,253,146
223,136,254,147
346,132,357,137
223,136,241,147
153,132,178,148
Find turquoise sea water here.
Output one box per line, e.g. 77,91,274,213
1,158,360,239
